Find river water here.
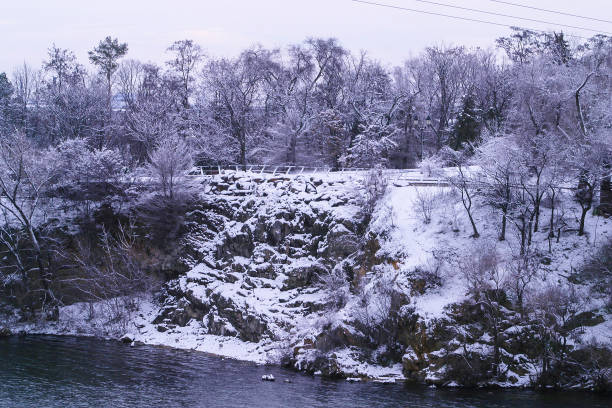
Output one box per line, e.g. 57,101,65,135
0,336,608,407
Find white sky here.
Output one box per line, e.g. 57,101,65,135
1,0,611,73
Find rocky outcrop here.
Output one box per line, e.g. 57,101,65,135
321,224,360,259
151,174,365,347
141,172,612,391
282,260,328,290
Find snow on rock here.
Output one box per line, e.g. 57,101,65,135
7,171,612,389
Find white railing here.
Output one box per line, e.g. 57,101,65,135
186,165,450,186
186,165,371,177
185,165,612,190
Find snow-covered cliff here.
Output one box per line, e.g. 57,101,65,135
7,171,612,389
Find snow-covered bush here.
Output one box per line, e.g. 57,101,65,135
457,241,506,298
412,187,438,224
528,283,593,388
579,239,612,307
418,155,444,178
52,138,128,213
318,265,351,310
341,127,397,168
361,167,388,220
353,270,412,357
148,135,193,199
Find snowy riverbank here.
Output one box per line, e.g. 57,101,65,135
3,172,612,389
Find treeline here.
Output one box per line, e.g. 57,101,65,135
0,29,610,317
0,30,609,169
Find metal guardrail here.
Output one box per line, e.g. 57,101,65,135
185,165,612,191
186,165,372,177
186,165,450,186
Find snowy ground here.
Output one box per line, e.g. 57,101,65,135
375,181,612,330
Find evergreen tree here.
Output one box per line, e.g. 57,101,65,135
88,36,128,111
544,32,572,65
0,73,14,133
452,91,480,151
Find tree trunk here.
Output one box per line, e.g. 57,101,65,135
468,213,479,238
239,134,247,167
534,199,541,233
578,205,589,236
500,212,507,241
533,176,541,232
549,189,556,238
287,132,297,165
493,329,500,375
520,218,526,256
600,173,612,215
461,189,479,238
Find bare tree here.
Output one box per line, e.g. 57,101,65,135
441,147,480,238
458,242,508,375
118,62,179,162
166,39,203,109
69,222,158,331
477,136,519,241
422,46,467,151
507,250,539,317
204,47,278,166
412,187,437,225
44,44,78,93
12,63,41,133
148,135,193,199
571,140,610,236
0,133,59,308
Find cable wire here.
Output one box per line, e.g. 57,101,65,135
487,0,612,25
350,0,590,39
409,0,611,35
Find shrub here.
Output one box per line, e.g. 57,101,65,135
318,265,351,310
361,167,388,220
148,135,193,199
412,187,438,224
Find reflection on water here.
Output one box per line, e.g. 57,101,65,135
0,336,608,408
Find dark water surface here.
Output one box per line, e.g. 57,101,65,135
0,335,608,407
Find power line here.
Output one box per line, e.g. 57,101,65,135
409,0,612,35
487,0,612,25
350,0,589,40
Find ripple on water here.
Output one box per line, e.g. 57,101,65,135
0,336,609,408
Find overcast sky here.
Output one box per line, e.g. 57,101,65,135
1,0,610,73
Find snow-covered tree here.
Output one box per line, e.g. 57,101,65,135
148,135,193,199
166,39,203,109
